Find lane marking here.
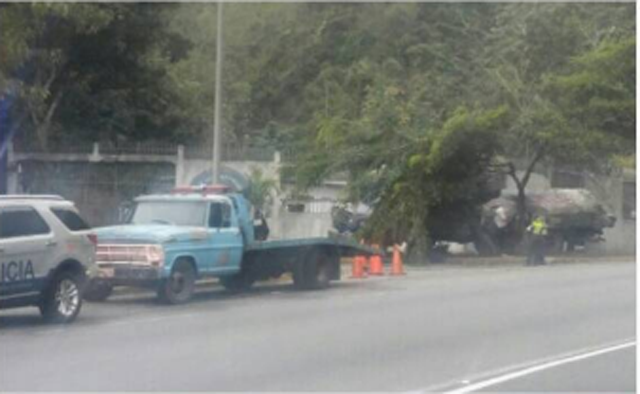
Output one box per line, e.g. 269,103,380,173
411,338,637,393
438,340,636,394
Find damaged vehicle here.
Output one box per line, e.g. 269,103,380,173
481,188,616,254
332,188,616,256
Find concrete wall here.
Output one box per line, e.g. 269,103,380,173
585,170,635,255
177,158,281,187
271,210,334,240
268,185,342,240
8,143,634,254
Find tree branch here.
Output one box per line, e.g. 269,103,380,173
520,145,546,189
505,161,523,191
43,90,63,131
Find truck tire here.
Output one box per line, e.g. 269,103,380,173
293,248,335,290
39,271,84,324
220,272,255,293
157,260,196,304
84,280,113,302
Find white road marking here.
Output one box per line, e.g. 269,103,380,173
437,340,636,394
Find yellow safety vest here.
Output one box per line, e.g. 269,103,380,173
530,219,548,235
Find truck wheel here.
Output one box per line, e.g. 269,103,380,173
39,271,84,324
220,272,255,293
158,260,196,304
293,248,334,290
84,280,113,302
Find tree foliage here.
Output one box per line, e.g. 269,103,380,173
1,3,191,149
242,167,279,215
361,106,508,261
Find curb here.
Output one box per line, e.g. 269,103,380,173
104,255,634,298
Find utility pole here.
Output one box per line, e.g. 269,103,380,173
211,0,224,184
0,96,8,194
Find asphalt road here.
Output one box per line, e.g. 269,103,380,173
0,261,635,392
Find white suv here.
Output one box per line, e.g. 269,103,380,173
0,196,97,323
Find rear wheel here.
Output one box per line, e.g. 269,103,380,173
40,271,84,324
220,271,255,292
293,248,335,290
158,260,196,304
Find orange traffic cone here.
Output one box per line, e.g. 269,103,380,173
350,255,367,279
368,245,385,276
359,240,369,273
390,244,406,276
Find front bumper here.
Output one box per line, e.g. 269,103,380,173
95,264,162,286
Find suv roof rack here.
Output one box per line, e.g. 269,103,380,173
0,195,65,201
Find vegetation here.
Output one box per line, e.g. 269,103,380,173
0,3,634,259
242,167,279,216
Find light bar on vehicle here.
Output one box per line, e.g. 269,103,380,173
0,195,65,201
171,184,231,195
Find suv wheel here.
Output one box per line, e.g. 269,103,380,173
157,260,196,304
40,272,84,324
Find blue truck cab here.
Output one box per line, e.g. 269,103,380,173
88,185,376,304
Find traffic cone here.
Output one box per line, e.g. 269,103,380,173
359,239,369,273
390,244,406,276
368,245,385,276
350,255,367,279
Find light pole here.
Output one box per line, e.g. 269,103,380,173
0,96,8,194
212,0,224,184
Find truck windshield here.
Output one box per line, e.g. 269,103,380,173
129,201,207,227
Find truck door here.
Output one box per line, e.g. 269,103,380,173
0,206,54,302
206,201,243,274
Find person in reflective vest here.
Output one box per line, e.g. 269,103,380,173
526,215,548,266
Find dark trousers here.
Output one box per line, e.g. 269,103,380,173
526,235,546,266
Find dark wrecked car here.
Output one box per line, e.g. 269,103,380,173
333,188,616,256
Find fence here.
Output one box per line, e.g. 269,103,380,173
14,140,280,163
185,145,277,162
19,161,175,226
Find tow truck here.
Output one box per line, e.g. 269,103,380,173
86,185,377,304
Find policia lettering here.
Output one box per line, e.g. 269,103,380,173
1,260,35,282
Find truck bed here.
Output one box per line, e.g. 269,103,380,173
245,235,379,257
242,235,380,283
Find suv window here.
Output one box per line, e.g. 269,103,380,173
0,207,51,239
51,207,90,231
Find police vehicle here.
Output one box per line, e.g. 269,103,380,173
0,196,98,323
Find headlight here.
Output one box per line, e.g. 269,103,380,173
146,245,165,267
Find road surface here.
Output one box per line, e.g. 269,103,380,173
0,261,635,392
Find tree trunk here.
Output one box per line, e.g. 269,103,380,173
406,217,429,265
506,147,545,253
34,91,63,151
515,181,527,232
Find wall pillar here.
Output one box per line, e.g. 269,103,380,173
5,141,18,193
175,145,185,186
89,142,101,162
270,151,283,239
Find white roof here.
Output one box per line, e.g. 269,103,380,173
0,195,74,207
135,193,231,203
